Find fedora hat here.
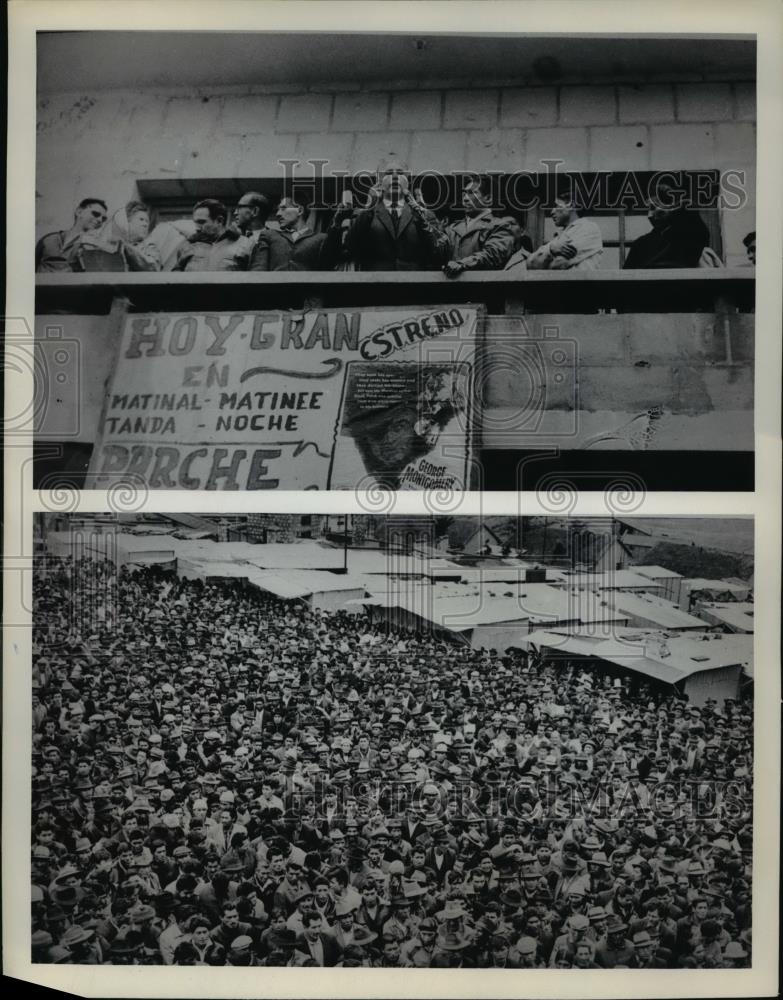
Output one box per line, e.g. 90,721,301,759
352,925,377,946
60,924,94,948
437,929,471,951
436,899,469,921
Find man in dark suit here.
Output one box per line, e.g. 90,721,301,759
249,197,342,271
338,162,447,271
295,911,343,967
425,825,456,886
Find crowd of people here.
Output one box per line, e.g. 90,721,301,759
31,556,753,968
35,166,748,275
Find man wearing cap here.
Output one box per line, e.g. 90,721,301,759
548,913,594,968
127,902,163,963
286,885,318,935
331,898,363,950
399,916,438,967
59,924,103,964
595,914,634,968
226,934,257,966
628,929,667,969
512,935,544,969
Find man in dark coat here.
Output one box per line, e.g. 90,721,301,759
175,199,252,272
249,197,342,271
294,911,343,967
338,162,447,271
624,184,710,268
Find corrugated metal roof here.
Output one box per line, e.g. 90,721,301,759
248,569,368,600
683,579,752,596
695,602,755,633
364,583,627,632
633,565,684,580
521,629,753,685
563,570,663,590
601,591,707,630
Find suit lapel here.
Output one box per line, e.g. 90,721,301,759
396,204,414,236
376,204,397,241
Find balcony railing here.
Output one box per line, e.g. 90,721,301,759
36,267,755,314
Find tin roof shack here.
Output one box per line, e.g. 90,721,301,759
632,565,685,604
357,582,628,651
247,569,368,612
695,602,755,634
559,570,665,593
679,578,753,610
521,629,753,707
598,590,708,632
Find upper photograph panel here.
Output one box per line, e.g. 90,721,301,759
33,33,755,491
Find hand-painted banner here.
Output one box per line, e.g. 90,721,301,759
88,306,480,490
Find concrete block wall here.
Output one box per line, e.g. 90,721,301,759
37,79,755,264
481,313,754,450
36,311,754,451
246,514,296,543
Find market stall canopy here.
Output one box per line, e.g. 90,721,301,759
682,578,752,600
633,565,684,580
599,590,708,630
695,602,755,633
520,628,753,686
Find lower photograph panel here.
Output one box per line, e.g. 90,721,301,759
31,511,753,969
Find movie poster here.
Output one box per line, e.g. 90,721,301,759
88,306,481,491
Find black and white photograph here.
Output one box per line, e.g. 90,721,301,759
32,29,756,492
4,2,781,997
30,511,755,970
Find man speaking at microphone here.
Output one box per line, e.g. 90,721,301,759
338,160,447,271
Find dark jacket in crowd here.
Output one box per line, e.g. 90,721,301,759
343,203,447,271
249,226,342,272
175,227,252,272
623,209,710,269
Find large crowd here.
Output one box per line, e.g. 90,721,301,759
35,167,751,275
31,555,753,968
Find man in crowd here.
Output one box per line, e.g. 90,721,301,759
175,199,252,271
234,191,272,243
30,554,754,967
526,195,603,270
442,176,517,278
623,183,710,269
250,196,342,272
35,198,108,271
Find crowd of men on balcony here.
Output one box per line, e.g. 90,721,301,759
30,557,753,968
36,165,751,275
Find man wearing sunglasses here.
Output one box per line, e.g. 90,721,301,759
35,197,108,271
